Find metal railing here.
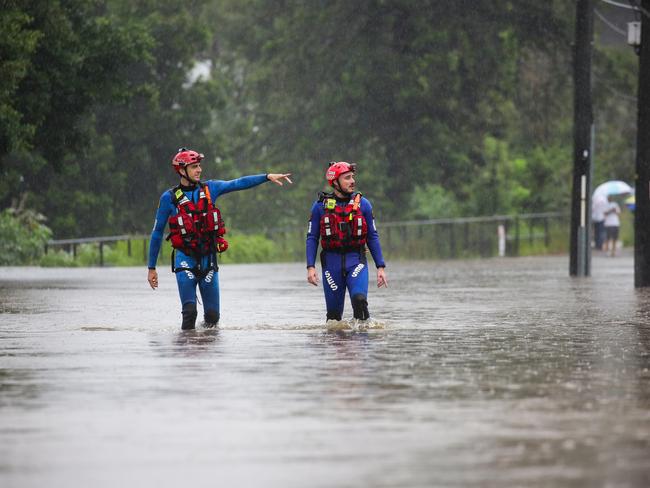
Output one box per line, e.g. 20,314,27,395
377,211,568,260
45,211,569,266
45,234,151,266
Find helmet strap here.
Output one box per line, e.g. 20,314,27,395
180,166,198,186
333,179,352,198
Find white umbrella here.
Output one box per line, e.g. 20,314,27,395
593,180,633,198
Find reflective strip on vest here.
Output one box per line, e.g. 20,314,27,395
213,211,219,228
356,217,362,236
324,216,331,236
177,216,186,235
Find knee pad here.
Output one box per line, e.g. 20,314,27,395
181,302,197,330
351,294,369,320
204,309,220,327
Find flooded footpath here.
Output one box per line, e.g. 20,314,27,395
1,253,649,488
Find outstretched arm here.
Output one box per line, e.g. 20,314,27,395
210,173,292,197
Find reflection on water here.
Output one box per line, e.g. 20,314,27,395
0,255,649,487
153,329,222,357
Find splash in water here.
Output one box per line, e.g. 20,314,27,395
326,318,386,332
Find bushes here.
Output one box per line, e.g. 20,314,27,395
0,208,52,265
39,232,290,267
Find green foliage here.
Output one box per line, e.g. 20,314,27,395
0,0,639,264
219,233,281,264
0,208,51,265
407,184,461,219
39,249,78,267
0,4,40,156
592,44,638,184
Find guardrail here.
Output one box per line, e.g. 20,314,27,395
377,211,568,260
45,211,569,266
45,234,151,266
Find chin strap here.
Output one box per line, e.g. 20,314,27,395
180,167,199,186
333,180,353,198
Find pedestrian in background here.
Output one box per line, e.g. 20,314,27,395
603,195,621,257
592,194,608,251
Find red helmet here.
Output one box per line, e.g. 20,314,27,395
172,147,204,174
326,161,356,187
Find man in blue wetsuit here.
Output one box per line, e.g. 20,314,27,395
306,161,387,324
147,147,292,330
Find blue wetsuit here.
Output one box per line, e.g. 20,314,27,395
149,175,269,325
306,193,385,320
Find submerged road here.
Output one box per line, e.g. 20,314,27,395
1,253,649,487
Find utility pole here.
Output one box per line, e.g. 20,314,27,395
570,0,595,277
635,1,650,286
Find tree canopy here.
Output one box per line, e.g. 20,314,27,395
0,0,639,239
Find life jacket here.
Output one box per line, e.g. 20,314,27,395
319,192,367,251
167,183,228,257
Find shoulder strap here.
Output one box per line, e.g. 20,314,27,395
318,191,334,202
168,185,195,207
168,186,183,206
202,183,213,209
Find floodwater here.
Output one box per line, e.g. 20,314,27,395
1,254,649,488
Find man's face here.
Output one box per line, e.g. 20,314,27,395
337,171,355,194
184,162,202,183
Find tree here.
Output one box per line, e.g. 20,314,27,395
210,0,575,221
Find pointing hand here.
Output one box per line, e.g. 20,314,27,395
268,173,293,186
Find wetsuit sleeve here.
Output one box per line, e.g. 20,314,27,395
362,198,386,268
148,191,173,269
208,174,268,198
306,201,321,268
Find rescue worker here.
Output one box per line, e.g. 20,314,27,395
147,147,292,329
306,161,387,325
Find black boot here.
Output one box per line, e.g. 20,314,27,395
204,309,220,328
326,311,342,321
181,303,197,330
351,294,370,320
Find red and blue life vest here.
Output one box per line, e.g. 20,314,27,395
319,192,368,251
167,184,228,256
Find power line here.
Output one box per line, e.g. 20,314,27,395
627,0,650,19
598,0,650,23
595,8,627,35
600,0,637,9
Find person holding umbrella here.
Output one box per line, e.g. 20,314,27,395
592,180,632,256
603,195,621,257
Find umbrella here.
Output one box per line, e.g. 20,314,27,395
593,180,633,198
